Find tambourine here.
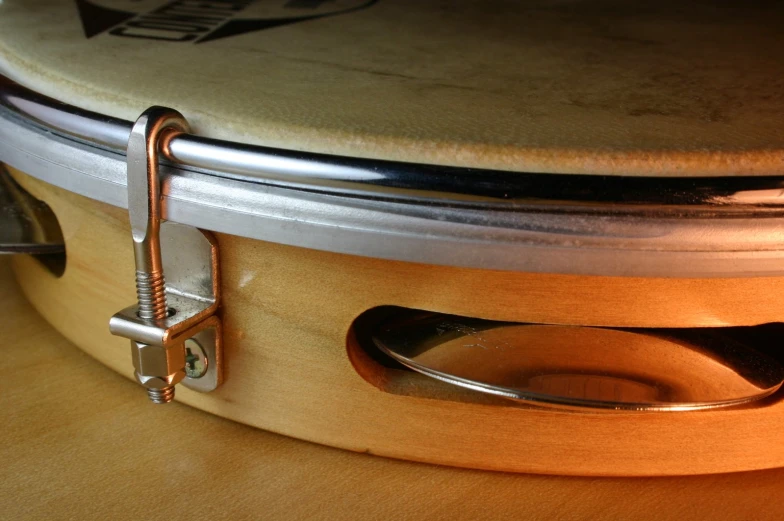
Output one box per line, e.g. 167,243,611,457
2,0,784,476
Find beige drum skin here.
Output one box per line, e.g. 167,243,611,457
9,168,784,477
0,0,782,176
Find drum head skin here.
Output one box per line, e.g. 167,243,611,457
0,0,782,177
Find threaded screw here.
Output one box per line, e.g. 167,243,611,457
135,270,168,320
136,270,172,404
147,386,175,404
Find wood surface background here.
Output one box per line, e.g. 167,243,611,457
7,168,784,476
2,257,784,519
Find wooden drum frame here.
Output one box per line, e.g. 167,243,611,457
2,0,784,477
5,168,784,476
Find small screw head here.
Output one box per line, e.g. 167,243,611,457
184,339,208,379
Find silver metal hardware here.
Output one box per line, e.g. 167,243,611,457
0,164,64,255
109,107,222,404
5,75,784,278
371,311,784,412
184,339,208,379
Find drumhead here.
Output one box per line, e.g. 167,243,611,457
0,0,782,176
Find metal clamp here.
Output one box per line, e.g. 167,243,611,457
109,107,222,403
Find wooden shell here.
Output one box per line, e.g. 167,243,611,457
8,168,784,476
4,260,784,519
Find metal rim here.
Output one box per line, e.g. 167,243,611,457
4,75,784,209
4,74,784,277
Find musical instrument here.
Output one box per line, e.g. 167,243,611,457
3,263,783,519
2,0,784,477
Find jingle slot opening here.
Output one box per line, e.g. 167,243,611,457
348,307,515,407
0,164,66,277
348,306,784,412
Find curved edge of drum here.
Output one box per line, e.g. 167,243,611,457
15,247,784,477
4,76,784,277
7,171,784,477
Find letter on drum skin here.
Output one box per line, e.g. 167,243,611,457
109,26,199,42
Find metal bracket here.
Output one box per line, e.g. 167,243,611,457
109,107,222,402
110,222,223,393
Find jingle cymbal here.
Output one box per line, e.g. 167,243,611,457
0,166,64,255
372,312,784,411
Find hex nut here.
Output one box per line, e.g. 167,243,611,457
136,372,186,389
130,341,187,382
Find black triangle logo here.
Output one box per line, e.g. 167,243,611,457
75,0,135,38
197,17,312,44
74,0,380,43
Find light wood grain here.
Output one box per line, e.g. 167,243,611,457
8,169,784,476
2,257,784,520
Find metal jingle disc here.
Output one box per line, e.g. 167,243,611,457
372,311,784,412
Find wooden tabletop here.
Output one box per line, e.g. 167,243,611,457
1,258,783,520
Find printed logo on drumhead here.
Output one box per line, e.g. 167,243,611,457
75,0,378,43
